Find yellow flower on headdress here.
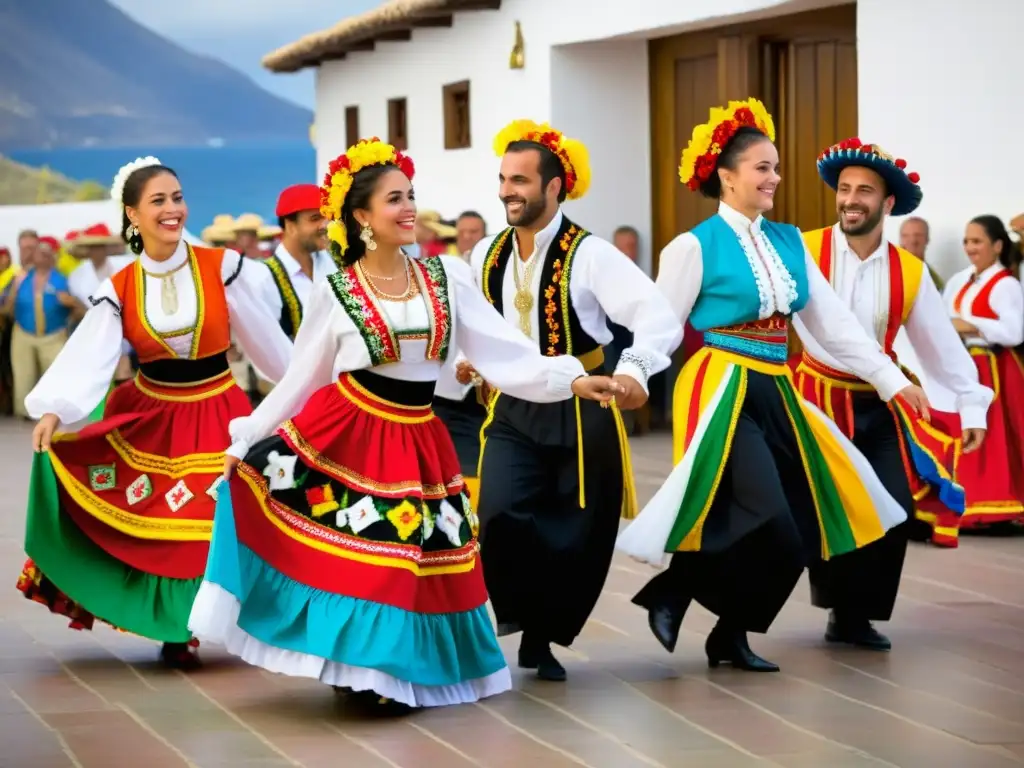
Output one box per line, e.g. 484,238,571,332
320,138,416,260
678,98,775,191
493,119,591,200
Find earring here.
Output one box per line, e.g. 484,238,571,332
124,223,139,239
359,223,377,251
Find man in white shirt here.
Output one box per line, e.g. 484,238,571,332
793,138,993,649
462,121,683,681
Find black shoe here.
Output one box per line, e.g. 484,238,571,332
825,613,891,651
160,641,202,671
705,626,779,672
648,605,683,653
535,646,567,682
518,634,540,669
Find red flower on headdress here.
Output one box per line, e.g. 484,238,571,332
907,172,920,183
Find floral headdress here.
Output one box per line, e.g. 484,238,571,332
816,138,923,216
678,99,775,191
110,156,163,209
320,138,415,260
493,120,591,200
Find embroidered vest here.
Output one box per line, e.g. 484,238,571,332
953,268,1013,320
802,227,925,356
264,256,302,340
111,245,232,363
688,215,809,331
326,255,452,367
480,216,598,357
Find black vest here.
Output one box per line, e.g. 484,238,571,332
264,250,346,339
481,215,600,357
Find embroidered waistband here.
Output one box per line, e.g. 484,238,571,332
138,351,230,385
703,321,788,364
135,367,236,402
337,370,436,424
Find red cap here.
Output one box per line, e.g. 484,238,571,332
275,184,321,217
38,235,60,251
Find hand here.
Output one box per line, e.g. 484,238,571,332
897,384,930,422
455,361,479,386
56,291,76,308
951,317,978,336
571,375,624,403
32,413,60,453
479,380,494,404
961,427,986,453
612,374,647,410
224,454,241,479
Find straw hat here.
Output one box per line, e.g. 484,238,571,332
258,224,282,240
74,223,122,247
417,210,457,239
202,214,238,245
232,213,264,233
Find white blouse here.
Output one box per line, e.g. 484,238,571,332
67,254,135,306
943,263,1024,349
25,241,293,426
468,210,683,392
225,255,587,459
797,226,992,429
657,203,911,402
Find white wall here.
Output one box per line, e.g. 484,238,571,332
861,0,1023,280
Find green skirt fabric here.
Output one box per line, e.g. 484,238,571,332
22,451,200,642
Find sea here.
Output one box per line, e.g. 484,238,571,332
7,140,316,233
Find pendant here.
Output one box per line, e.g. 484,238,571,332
161,275,179,315
512,288,534,314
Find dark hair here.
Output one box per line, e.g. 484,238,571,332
505,140,567,203
278,212,299,230
969,214,1022,272
614,225,639,239
457,210,486,225
120,165,179,255
338,163,403,267
698,126,771,199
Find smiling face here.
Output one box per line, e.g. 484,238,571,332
498,148,558,228
352,168,417,249
963,222,1002,271
125,171,186,252
835,165,892,237
717,138,781,214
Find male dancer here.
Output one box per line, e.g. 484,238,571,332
464,120,682,680
793,138,992,646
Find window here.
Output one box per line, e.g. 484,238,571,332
388,97,408,151
345,106,359,147
442,80,471,150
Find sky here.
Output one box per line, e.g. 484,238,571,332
108,0,378,109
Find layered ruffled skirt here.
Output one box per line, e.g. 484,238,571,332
17,368,248,641
188,369,510,708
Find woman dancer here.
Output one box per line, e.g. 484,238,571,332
617,100,929,671
17,157,292,668
188,139,621,709
935,215,1024,529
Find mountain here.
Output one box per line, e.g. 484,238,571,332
0,156,107,205
0,0,313,150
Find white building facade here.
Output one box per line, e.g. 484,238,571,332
267,0,1021,280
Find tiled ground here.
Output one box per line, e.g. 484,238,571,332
2,418,1024,767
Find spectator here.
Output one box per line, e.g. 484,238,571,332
456,211,487,256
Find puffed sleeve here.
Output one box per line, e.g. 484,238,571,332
225,278,339,459
445,256,585,402
575,238,682,392
220,249,293,383
24,281,124,426
792,245,910,401
967,276,1024,348
653,232,705,324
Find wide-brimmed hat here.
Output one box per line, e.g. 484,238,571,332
817,138,922,216
232,213,264,233
74,223,122,247
258,224,282,240
201,214,237,245
417,210,457,239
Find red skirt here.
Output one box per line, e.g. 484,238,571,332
931,347,1024,530
230,369,486,616
18,368,251,633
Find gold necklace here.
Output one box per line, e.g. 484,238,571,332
512,240,541,337
141,253,190,315
359,259,416,301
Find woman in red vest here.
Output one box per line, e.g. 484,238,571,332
16,157,292,669
937,215,1024,529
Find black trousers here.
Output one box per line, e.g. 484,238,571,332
477,393,624,647
433,392,487,478
808,393,912,622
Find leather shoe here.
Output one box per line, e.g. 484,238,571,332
536,648,567,682
825,614,891,651
705,626,779,672
648,605,683,653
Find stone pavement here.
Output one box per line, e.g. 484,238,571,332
2,418,1024,767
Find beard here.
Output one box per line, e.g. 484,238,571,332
301,231,327,253
838,204,883,236
503,195,547,227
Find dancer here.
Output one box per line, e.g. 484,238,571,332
792,139,992,652
466,120,682,681
188,139,623,710
16,156,292,669
617,99,930,672
939,215,1024,529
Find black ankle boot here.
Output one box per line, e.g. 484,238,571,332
825,611,891,651
160,641,202,671
518,635,566,681
705,623,779,672
647,604,684,653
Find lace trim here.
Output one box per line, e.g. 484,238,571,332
617,350,651,384
735,227,799,318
